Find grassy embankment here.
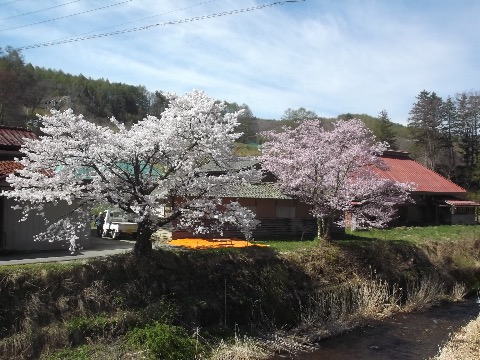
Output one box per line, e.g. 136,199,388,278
0,225,479,359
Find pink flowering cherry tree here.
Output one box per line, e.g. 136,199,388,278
261,119,412,241
4,90,260,255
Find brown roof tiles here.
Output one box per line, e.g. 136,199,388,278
0,160,23,178
0,126,36,149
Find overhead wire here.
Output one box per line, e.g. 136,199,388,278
49,0,219,44
0,0,82,21
16,0,306,51
0,0,133,32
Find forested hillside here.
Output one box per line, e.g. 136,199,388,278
0,47,168,129
2,47,479,190
0,47,407,141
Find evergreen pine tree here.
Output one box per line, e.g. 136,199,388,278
375,109,398,150
408,90,444,170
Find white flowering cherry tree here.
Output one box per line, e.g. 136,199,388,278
5,90,260,255
261,119,412,241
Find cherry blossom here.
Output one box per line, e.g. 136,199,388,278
4,90,260,255
261,119,412,240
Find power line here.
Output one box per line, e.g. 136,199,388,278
16,0,306,51
0,0,82,21
50,0,219,44
0,0,133,32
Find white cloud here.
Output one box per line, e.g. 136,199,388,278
2,0,480,124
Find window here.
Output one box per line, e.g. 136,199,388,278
454,207,475,215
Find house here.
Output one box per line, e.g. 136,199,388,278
173,151,479,240
172,185,318,240
372,150,479,226
0,126,91,252
172,158,318,240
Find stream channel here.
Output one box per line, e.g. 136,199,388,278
275,297,480,360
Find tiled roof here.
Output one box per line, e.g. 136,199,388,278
374,152,466,194
223,182,291,199
200,157,259,172
0,127,37,148
0,160,23,177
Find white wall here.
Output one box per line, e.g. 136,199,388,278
1,198,91,252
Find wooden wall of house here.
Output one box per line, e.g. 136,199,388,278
172,217,318,240
234,198,313,219
1,198,91,252
172,197,318,240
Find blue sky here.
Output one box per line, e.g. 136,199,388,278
1,0,479,124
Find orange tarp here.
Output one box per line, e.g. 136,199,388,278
168,238,268,249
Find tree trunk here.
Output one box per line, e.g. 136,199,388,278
317,217,332,243
134,219,154,256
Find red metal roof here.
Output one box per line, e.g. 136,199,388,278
0,160,23,177
373,152,466,194
0,126,37,148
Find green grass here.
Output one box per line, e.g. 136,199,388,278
47,345,96,360
346,225,480,243
233,142,261,156
256,239,320,251
126,322,202,360
257,225,480,252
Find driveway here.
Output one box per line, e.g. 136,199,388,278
0,237,135,266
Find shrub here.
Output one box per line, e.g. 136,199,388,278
126,322,200,360
47,345,93,360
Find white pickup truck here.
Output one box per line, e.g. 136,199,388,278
102,209,138,239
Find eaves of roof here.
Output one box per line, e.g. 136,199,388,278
0,127,37,149
445,200,480,207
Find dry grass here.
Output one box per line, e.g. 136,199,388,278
0,324,68,360
209,335,271,360
450,282,468,302
247,275,464,358
209,331,318,360
265,277,403,348
403,275,446,312
432,313,480,360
